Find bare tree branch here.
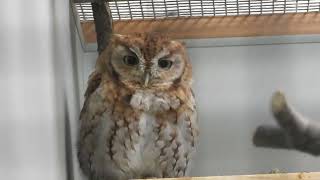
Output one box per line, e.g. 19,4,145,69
91,0,113,54
74,0,128,3
253,91,320,156
253,125,292,149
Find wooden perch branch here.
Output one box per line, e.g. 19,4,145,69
91,0,112,54
134,172,320,180
253,91,320,156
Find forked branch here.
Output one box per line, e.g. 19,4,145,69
253,91,320,156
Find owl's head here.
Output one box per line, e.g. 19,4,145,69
98,33,193,91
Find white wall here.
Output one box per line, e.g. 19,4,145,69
0,0,78,179
77,41,320,177
189,44,320,176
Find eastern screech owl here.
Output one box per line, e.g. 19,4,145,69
78,33,199,180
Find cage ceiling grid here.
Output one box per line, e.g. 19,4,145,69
76,0,320,21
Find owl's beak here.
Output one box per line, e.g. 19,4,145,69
143,73,150,87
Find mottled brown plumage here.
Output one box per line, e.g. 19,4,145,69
78,33,199,180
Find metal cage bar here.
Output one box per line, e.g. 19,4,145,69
76,0,320,21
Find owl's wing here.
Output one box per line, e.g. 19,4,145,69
84,70,102,98
180,90,199,153
159,89,199,177
78,70,104,177
178,106,199,177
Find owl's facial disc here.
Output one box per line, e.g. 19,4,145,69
147,47,185,88
109,35,187,90
109,45,144,88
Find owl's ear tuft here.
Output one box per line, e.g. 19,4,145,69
112,34,125,40
113,34,123,38
171,40,186,47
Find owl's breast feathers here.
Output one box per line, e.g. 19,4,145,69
78,70,199,179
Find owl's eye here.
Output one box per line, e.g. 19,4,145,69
158,59,173,69
123,55,139,66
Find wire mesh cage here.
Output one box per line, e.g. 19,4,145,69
76,0,320,21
